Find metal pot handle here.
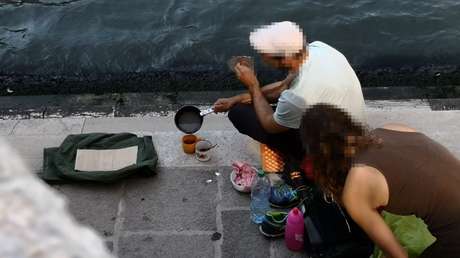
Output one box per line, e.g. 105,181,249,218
200,108,215,116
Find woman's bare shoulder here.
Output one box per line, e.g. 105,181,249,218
381,123,418,132
343,165,389,208
345,165,377,190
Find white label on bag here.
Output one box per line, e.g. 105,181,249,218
75,146,138,172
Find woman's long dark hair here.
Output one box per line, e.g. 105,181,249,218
300,103,380,199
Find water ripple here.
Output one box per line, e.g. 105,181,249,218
0,0,459,73
0,0,83,7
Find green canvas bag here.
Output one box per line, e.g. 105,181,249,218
39,133,158,183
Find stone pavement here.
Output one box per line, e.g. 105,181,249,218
1,99,460,258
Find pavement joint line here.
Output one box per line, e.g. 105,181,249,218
220,206,251,211
80,117,87,134
214,167,224,258
120,230,216,237
8,120,20,135
58,119,69,132
112,182,126,256
269,240,276,258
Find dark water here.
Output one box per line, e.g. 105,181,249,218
0,0,459,94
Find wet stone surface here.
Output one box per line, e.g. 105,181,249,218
123,167,219,231
221,210,271,258
118,234,215,258
53,182,123,237
220,166,251,208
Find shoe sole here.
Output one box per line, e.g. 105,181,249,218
258,225,284,238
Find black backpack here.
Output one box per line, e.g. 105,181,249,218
301,185,373,258
281,158,373,258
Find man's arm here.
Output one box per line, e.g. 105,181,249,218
214,72,297,113
213,81,283,112
251,86,289,133
234,63,289,134
233,81,284,104
235,72,298,104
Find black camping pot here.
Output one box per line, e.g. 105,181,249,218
174,106,214,134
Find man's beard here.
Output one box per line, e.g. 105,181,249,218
279,66,291,73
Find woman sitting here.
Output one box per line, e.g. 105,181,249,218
300,103,460,258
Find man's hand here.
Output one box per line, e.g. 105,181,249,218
213,97,238,113
235,63,260,91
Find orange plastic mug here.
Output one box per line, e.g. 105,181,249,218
182,134,201,154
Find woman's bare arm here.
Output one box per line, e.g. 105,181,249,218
343,166,408,258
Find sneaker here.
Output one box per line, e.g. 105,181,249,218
288,170,309,200
258,211,288,238
269,183,300,209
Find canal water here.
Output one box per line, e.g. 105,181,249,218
0,0,459,94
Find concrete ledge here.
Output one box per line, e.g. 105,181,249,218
1,91,459,119
2,101,460,174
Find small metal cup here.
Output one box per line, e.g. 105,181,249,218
195,140,214,162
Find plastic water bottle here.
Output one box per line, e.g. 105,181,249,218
250,170,271,224
285,207,304,251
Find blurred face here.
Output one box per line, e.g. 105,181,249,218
344,135,357,158
260,50,306,72
260,53,289,70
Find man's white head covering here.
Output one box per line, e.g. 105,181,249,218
250,21,305,57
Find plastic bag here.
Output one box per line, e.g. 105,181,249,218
373,211,436,258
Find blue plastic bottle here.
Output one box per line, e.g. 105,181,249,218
250,170,271,224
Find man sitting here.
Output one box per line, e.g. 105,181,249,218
214,21,366,165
